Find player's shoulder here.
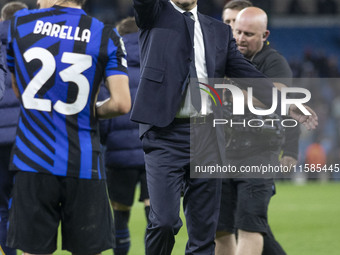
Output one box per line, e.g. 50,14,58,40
12,7,58,24
14,7,50,18
102,25,121,39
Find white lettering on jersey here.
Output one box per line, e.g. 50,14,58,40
33,20,91,43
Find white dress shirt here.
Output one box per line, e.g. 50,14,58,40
170,1,212,117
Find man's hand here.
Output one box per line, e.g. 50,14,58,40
280,156,297,170
289,104,318,130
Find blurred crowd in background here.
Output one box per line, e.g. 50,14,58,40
1,0,339,24
0,0,339,181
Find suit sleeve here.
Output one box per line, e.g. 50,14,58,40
133,0,161,28
224,26,281,113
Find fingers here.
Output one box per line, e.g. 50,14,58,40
280,156,297,170
307,106,319,128
305,105,318,119
293,105,318,130
301,112,319,130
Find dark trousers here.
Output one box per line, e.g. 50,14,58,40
142,121,222,255
0,145,16,255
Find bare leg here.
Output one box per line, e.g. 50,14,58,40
215,231,236,255
236,230,263,255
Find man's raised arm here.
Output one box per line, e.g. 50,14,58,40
133,0,161,28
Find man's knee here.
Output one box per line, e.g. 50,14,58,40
149,216,182,236
157,224,175,236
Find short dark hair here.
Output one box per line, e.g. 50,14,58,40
223,0,253,12
116,17,139,36
1,1,28,20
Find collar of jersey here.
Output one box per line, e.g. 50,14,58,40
52,5,87,15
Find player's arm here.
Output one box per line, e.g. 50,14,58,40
96,74,131,119
97,25,131,119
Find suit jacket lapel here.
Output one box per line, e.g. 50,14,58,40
198,13,215,78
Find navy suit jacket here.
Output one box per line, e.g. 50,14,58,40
131,0,279,129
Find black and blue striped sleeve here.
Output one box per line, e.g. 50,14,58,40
105,27,128,78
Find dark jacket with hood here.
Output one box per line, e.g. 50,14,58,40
0,20,19,145
98,32,144,168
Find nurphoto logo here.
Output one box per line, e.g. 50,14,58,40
197,81,312,129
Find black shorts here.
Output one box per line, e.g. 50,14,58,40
217,150,279,235
217,177,274,235
7,171,114,254
106,167,149,207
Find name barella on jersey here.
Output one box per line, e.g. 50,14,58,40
7,6,127,179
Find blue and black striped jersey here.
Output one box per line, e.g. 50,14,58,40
7,6,128,179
